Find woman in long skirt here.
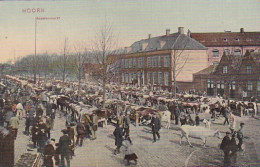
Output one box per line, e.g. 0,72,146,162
122,136,138,165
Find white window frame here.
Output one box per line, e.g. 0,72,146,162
212,49,219,58
248,81,253,91
164,72,169,86
223,66,228,74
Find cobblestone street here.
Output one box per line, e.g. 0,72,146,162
13,111,260,167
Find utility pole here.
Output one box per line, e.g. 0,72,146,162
34,18,37,84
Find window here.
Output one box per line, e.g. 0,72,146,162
164,55,170,67
158,72,163,85
246,66,252,74
164,72,169,86
122,73,124,82
247,81,253,91
129,59,132,68
212,49,219,57
234,49,241,55
121,59,125,68
158,56,163,67
213,61,219,66
223,66,228,74
132,58,137,68
152,56,158,67
138,57,144,68
207,80,214,88
125,73,129,83
153,72,158,84
257,81,260,96
229,81,236,90
224,49,230,55
217,81,224,89
147,72,152,84
125,59,129,68
147,57,152,68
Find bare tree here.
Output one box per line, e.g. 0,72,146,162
172,35,190,98
73,43,90,99
91,21,121,108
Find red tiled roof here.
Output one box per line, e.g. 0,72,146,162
191,32,260,47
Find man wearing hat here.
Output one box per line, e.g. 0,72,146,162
59,129,71,167
43,139,55,167
220,131,232,167
237,123,244,151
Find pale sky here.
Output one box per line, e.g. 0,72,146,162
0,0,260,63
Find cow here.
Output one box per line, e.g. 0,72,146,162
179,125,222,147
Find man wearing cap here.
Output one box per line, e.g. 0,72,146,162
237,123,244,151
220,131,232,167
43,139,55,167
151,113,161,143
59,129,71,167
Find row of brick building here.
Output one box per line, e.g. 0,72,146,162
86,27,260,99
194,51,260,100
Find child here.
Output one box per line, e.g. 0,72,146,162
122,136,138,165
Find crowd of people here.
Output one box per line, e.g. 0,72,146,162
0,76,253,167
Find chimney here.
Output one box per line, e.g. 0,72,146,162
125,47,131,53
240,28,244,33
178,27,184,34
148,34,151,39
166,29,170,36
187,29,191,37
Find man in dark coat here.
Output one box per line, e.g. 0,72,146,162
38,120,48,153
151,113,161,143
174,105,180,125
76,122,85,146
122,113,131,137
43,139,55,167
31,123,39,148
0,110,4,127
24,115,31,136
223,107,230,125
113,124,123,155
230,133,238,164
59,129,71,167
220,131,231,167
237,122,244,151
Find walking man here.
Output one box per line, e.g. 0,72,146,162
59,129,71,167
151,113,161,143
220,131,231,167
113,124,123,155
237,122,245,151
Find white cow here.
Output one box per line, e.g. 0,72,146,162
179,125,222,147
161,110,171,129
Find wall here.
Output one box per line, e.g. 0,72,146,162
171,49,208,82
207,46,260,65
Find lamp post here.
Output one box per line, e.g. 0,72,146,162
33,18,37,84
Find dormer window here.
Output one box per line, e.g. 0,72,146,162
212,49,219,57
223,66,228,74
234,49,241,55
